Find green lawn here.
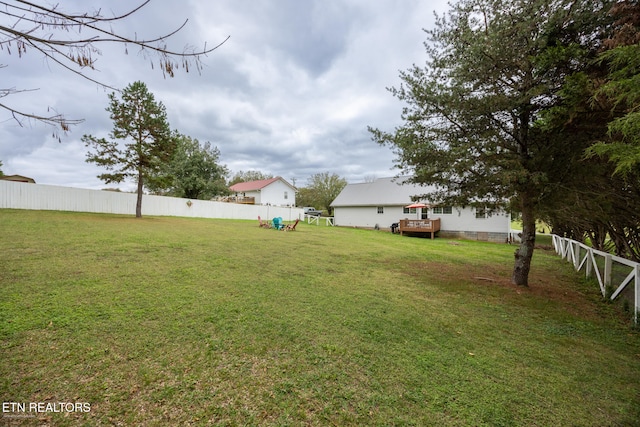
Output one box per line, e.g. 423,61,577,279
511,219,552,234
1,209,639,426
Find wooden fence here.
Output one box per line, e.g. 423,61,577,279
552,234,639,324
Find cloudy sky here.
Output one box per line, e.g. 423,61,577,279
1,0,448,190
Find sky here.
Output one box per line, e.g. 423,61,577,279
1,0,449,191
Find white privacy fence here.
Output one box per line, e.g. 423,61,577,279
0,181,303,222
552,234,639,324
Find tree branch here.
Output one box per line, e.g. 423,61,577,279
1,0,229,134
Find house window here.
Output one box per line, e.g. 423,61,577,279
377,206,384,214
476,207,493,219
433,206,453,214
284,191,288,200
403,207,417,215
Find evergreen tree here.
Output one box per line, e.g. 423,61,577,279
539,1,640,261
83,81,174,218
588,1,640,177
370,0,613,286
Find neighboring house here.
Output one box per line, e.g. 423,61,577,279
229,176,296,206
330,177,511,243
0,175,36,183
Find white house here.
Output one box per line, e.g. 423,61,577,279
330,177,511,243
229,177,297,206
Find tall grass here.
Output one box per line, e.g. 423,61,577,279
1,209,639,426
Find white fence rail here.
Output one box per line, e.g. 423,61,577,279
0,181,303,222
552,234,639,323
305,215,334,226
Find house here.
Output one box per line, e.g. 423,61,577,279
228,176,296,206
0,175,36,183
330,177,511,243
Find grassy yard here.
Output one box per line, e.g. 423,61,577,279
1,209,639,426
510,219,552,235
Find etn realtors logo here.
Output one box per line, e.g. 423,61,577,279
2,401,91,414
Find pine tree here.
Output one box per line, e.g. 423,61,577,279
83,81,174,218
370,0,613,286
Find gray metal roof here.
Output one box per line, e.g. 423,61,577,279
331,177,438,207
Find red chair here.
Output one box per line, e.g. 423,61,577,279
258,216,270,228
285,218,300,231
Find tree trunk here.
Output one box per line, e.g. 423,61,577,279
136,170,143,218
512,195,536,286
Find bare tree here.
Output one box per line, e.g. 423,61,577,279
0,0,228,137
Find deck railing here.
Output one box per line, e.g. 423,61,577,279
552,234,639,324
399,218,441,239
219,196,255,204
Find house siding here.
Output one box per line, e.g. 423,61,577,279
333,205,510,242
259,180,295,206
331,177,511,242
237,190,261,204
434,206,511,234
231,178,296,206
334,206,406,229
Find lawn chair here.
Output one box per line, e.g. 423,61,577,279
258,216,270,228
284,218,300,231
272,217,284,230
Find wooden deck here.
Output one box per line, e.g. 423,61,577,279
399,218,441,239
219,196,256,205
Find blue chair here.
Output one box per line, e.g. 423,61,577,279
272,217,284,230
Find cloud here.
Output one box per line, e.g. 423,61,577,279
0,0,448,189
